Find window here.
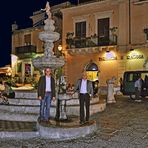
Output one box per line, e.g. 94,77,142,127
75,21,86,38
98,18,109,46
24,34,31,45
25,64,31,76
126,73,141,82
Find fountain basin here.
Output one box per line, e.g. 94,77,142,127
39,32,60,42
32,56,65,70
37,117,97,140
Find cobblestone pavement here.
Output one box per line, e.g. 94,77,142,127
0,95,148,148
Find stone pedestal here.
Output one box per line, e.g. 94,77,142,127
37,117,97,140
107,77,116,104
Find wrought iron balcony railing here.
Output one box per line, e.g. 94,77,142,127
66,35,117,49
15,45,36,54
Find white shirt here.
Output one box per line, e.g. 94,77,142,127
135,79,142,90
45,76,51,92
80,79,87,94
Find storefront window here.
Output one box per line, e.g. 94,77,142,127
25,64,31,76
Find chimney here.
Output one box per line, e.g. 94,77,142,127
12,21,18,32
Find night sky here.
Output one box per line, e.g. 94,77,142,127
0,0,77,67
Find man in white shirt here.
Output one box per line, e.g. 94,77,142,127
74,72,93,125
38,67,56,122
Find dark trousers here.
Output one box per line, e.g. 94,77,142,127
79,93,90,122
135,87,141,100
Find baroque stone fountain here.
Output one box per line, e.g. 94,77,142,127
32,2,97,140
32,1,65,72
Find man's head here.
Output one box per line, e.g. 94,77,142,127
45,67,51,76
82,71,87,80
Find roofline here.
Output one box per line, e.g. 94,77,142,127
61,0,112,13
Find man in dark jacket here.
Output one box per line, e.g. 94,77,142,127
38,67,56,122
74,72,93,125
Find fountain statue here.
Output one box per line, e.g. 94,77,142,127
32,1,65,72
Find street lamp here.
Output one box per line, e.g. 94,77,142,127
58,45,65,57
58,45,62,51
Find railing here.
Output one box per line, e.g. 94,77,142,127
15,45,36,54
66,35,117,49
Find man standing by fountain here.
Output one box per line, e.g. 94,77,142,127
38,67,56,122
74,72,93,125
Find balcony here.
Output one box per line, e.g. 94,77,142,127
66,35,117,55
15,45,37,59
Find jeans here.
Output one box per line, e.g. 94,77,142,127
40,92,51,121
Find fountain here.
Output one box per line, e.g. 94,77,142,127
32,2,98,140
32,1,65,72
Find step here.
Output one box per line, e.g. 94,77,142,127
0,131,39,139
0,97,106,122
0,120,39,139
0,110,38,121
14,90,37,99
0,104,56,115
8,98,40,106
0,117,97,140
7,96,100,106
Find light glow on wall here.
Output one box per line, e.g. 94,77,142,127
105,51,116,60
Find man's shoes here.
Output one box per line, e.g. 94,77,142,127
43,119,51,124
85,120,89,124
79,121,85,125
135,99,142,102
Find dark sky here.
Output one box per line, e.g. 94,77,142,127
0,0,77,67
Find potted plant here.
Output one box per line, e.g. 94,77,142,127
110,27,118,44
144,28,148,40
66,32,74,48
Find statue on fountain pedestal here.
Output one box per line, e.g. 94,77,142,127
106,76,116,103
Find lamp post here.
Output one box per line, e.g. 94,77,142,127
58,45,62,51
57,44,63,57
56,44,63,121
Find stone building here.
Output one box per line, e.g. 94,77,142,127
11,2,71,83
61,0,148,86
11,0,148,86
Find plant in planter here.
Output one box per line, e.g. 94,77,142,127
144,28,148,40
66,32,74,48
110,27,118,44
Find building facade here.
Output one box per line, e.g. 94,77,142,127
11,2,71,83
61,0,148,86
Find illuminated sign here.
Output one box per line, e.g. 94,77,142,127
127,51,144,60
99,51,117,61
127,54,144,59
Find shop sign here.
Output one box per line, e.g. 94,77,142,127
127,54,144,59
